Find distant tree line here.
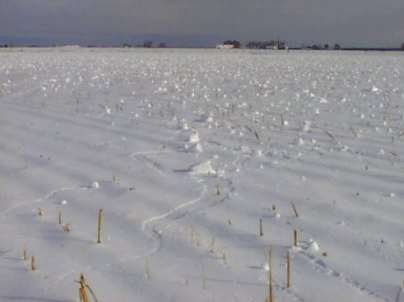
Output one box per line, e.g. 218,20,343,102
222,40,345,50
121,41,167,48
143,41,153,48
67,41,404,50
1,40,403,50
246,40,286,49
304,43,341,50
123,41,404,50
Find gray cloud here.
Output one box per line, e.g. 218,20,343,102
1,0,403,46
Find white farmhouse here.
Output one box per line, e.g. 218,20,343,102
216,44,235,49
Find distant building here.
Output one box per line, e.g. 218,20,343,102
217,40,241,49
216,44,235,49
269,43,278,50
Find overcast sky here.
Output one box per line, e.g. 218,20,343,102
1,0,403,47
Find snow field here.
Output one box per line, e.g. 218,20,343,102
0,48,404,302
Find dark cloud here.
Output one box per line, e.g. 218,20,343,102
1,0,403,46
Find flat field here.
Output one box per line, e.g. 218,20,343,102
0,48,404,302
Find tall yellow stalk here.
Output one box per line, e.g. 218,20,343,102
97,209,104,244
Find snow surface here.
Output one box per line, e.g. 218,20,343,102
0,48,404,302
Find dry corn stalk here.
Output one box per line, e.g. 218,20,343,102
286,251,291,288
97,209,104,244
78,274,98,302
79,274,90,302
31,256,36,271
259,219,264,237
291,202,299,218
23,245,28,261
266,248,274,302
